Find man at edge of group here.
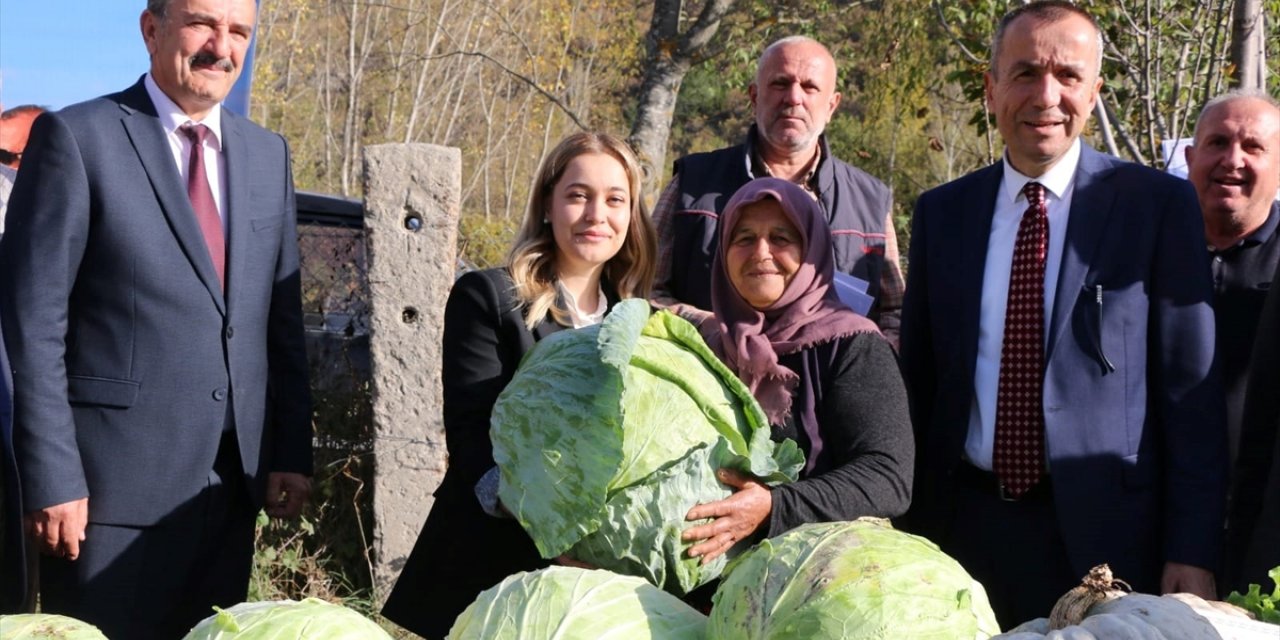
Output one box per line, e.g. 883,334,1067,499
649,35,905,346
1216,93,1280,596
898,0,1226,627
0,0,313,636
1184,92,1280,586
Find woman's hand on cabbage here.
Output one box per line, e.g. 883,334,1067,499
682,468,772,564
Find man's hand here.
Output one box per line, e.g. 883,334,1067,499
681,469,772,564
25,497,89,560
265,472,311,519
1161,561,1216,599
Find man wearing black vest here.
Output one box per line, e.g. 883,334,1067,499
650,36,903,345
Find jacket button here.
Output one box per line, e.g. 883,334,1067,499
225,326,235,339
213,388,227,401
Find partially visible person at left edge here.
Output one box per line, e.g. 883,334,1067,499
0,286,23,614
898,0,1226,628
0,105,46,232
0,0,313,637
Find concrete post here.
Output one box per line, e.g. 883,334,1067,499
363,143,461,596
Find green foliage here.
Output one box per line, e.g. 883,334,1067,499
1227,566,1280,624
458,214,522,270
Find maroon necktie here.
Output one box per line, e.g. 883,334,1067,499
992,182,1049,498
180,123,226,289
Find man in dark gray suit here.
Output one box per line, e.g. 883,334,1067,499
0,0,313,636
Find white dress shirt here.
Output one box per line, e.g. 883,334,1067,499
144,74,228,235
964,139,1081,470
558,282,608,329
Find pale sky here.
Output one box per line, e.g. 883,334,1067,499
0,3,145,110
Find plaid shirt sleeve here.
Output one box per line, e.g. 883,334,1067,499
650,177,683,309
877,205,905,349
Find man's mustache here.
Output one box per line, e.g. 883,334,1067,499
189,52,235,72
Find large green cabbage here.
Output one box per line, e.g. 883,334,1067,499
491,301,803,594
709,519,1001,639
0,614,108,639
181,598,392,639
448,566,707,639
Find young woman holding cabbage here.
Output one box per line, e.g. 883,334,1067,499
380,132,656,639
681,177,914,564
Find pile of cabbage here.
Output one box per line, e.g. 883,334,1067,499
0,613,108,639
182,598,391,639
491,300,803,594
477,301,1000,638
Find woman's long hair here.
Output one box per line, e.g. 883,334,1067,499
505,132,656,330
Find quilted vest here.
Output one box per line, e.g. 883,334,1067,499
669,127,893,318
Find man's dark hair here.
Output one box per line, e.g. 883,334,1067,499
146,0,172,19
990,1,1103,76
1,105,46,121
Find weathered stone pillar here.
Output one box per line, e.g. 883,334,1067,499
363,143,461,597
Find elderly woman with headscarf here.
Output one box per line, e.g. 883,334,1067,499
681,177,914,563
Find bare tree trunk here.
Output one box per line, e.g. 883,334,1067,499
1230,0,1266,89
629,0,738,196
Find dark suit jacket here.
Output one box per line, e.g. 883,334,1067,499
0,78,312,535
1227,248,1280,592
899,144,1227,592
382,268,619,639
0,314,25,612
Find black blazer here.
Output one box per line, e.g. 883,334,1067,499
382,267,619,639
1228,251,1280,592
0,315,25,612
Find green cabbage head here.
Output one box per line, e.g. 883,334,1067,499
0,613,108,639
448,566,708,639
181,598,392,639
492,301,804,594
709,519,1001,639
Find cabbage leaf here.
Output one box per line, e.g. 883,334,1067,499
447,566,707,640
709,519,1001,639
492,301,803,593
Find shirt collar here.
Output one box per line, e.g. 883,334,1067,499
749,137,823,199
1000,138,1081,204
1211,202,1280,254
557,282,608,329
144,73,224,149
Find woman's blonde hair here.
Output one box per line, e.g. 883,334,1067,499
506,132,656,330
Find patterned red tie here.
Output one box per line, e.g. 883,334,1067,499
992,181,1048,498
180,123,226,290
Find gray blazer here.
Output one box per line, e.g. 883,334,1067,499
0,77,312,528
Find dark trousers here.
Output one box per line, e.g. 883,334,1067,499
940,465,1077,630
40,433,257,640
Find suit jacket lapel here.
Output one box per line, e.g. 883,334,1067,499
1046,144,1118,359
222,110,251,317
117,80,226,314
957,163,1004,378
